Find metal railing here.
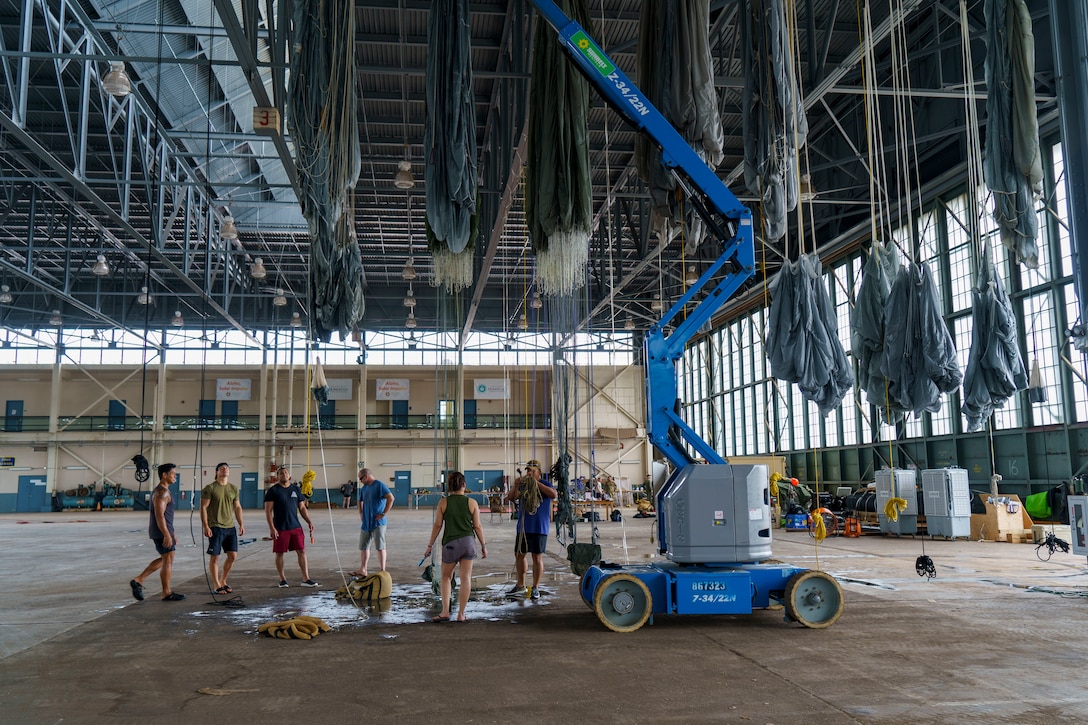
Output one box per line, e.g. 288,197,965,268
3,413,552,432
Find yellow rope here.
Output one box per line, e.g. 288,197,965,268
883,497,908,522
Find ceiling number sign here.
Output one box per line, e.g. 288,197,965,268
253,107,280,134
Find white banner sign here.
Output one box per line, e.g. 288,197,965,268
326,379,353,401
216,378,251,400
375,378,410,400
473,378,509,400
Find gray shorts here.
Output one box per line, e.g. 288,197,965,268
441,535,477,564
359,526,387,551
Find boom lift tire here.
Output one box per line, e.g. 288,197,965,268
593,573,652,633
784,570,844,629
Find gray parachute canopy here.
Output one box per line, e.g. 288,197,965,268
741,0,807,241
983,0,1042,268
767,254,854,416
851,241,901,419
879,262,962,418
961,245,1028,431
634,0,724,255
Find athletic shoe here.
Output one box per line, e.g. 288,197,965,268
300,580,320,587
278,580,289,588
533,586,551,597
505,584,524,597
530,587,540,600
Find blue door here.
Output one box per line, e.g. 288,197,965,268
108,399,126,430
17,475,49,512
463,400,477,429
392,470,411,507
198,400,216,428
221,400,239,429
240,472,259,509
391,400,408,429
464,470,486,493
5,400,23,432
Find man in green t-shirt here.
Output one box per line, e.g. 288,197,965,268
200,462,245,594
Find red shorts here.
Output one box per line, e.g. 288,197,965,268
272,527,305,553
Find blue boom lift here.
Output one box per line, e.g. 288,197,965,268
529,0,844,632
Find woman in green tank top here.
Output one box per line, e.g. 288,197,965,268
423,471,488,622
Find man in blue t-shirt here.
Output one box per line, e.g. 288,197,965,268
504,459,557,600
352,467,394,578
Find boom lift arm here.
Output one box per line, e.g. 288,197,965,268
530,0,757,470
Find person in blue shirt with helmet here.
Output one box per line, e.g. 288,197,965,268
504,459,557,600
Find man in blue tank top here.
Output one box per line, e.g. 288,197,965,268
129,463,186,602
504,460,557,600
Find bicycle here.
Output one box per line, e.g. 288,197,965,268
1036,531,1071,561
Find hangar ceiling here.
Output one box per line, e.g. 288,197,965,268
0,0,1060,344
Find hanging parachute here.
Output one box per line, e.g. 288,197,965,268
851,241,901,419
983,0,1042,268
424,0,479,292
634,0,724,255
766,254,854,416
526,0,593,296
961,245,1028,431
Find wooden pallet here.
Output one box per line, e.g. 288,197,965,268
1000,529,1033,544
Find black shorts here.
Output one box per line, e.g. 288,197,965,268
514,533,547,555
152,538,175,555
206,526,239,556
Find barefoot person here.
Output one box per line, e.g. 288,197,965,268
129,463,186,602
423,471,487,622
200,462,245,594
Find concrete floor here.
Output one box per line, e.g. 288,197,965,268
1,505,1087,723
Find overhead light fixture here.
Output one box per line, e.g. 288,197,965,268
50,309,63,326
220,214,239,241
272,288,287,307
0,285,11,304
530,291,543,309
624,316,635,331
137,286,152,305
403,286,416,308
650,294,663,312
394,160,415,190
401,258,417,281
799,173,817,202
407,331,418,349
517,313,528,331
250,257,267,279
685,265,699,286
171,310,184,327
405,310,418,329
289,312,302,327
101,61,132,97
92,254,110,276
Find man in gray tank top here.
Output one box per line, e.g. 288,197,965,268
129,463,186,602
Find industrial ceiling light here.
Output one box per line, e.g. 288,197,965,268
92,254,110,277
405,310,417,329
171,310,184,327
220,214,239,241
530,291,543,309
394,160,415,190
685,265,699,286
407,331,418,349
624,316,635,331
401,258,417,281
272,288,287,307
517,313,528,331
250,257,267,279
289,312,302,327
49,309,63,326
137,286,152,305
650,293,663,312
403,286,416,308
0,285,11,304
101,61,132,97
799,173,817,202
